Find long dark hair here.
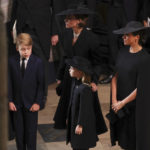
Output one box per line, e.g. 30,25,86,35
132,30,147,46
74,14,88,28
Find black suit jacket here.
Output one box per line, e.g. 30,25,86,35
10,0,61,58
8,54,44,109
139,0,150,20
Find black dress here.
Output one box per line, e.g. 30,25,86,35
110,47,148,150
54,28,107,135
67,79,98,149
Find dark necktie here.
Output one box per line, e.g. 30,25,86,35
21,58,26,77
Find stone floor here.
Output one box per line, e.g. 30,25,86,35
8,83,123,150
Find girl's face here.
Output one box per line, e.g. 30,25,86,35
122,33,139,46
69,66,83,78
64,15,80,28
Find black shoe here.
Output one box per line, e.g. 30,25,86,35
99,75,113,84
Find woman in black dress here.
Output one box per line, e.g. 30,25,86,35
53,4,107,135
109,21,150,150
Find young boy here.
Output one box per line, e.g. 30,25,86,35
8,33,44,150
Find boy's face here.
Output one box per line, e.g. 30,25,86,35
17,44,32,58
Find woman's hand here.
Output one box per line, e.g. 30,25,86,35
30,103,40,112
112,101,125,113
51,35,59,46
57,80,61,84
75,125,83,135
90,82,98,92
143,20,148,27
9,102,17,111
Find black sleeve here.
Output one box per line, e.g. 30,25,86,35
35,59,45,106
51,0,64,35
56,55,66,80
89,33,107,84
77,87,93,126
136,52,150,149
9,0,18,30
8,58,13,102
138,0,150,21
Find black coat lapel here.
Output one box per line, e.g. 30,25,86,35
64,29,74,57
14,54,22,80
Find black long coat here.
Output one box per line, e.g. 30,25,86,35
136,53,150,150
10,0,61,59
67,81,98,149
54,28,107,131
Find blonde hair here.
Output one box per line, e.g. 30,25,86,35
81,72,91,85
16,33,33,48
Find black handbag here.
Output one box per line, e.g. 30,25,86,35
106,107,130,124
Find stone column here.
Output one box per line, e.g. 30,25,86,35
0,1,8,149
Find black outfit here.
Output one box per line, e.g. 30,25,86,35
110,47,148,150
107,1,127,67
54,28,107,134
139,0,150,54
123,0,139,21
136,52,150,150
67,79,98,149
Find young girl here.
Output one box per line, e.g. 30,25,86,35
66,56,99,150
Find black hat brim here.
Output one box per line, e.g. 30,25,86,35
113,26,150,34
66,59,93,75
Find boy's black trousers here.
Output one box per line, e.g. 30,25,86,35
13,107,38,150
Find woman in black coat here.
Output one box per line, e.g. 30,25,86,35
53,4,107,135
110,21,150,150
66,56,98,150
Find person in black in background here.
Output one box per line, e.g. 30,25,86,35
99,0,127,84
109,21,150,150
66,56,106,150
139,0,150,54
53,4,107,135
9,0,62,103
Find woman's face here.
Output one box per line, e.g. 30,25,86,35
64,15,80,28
122,33,139,45
69,66,83,78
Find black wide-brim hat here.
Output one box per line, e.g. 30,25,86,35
66,56,93,75
113,21,150,34
57,3,94,16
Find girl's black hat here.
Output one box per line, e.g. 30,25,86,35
66,56,93,75
113,21,150,34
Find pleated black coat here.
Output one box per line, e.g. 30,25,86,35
136,52,150,150
66,80,98,149
110,47,150,150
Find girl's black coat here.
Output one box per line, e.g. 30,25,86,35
66,81,98,149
